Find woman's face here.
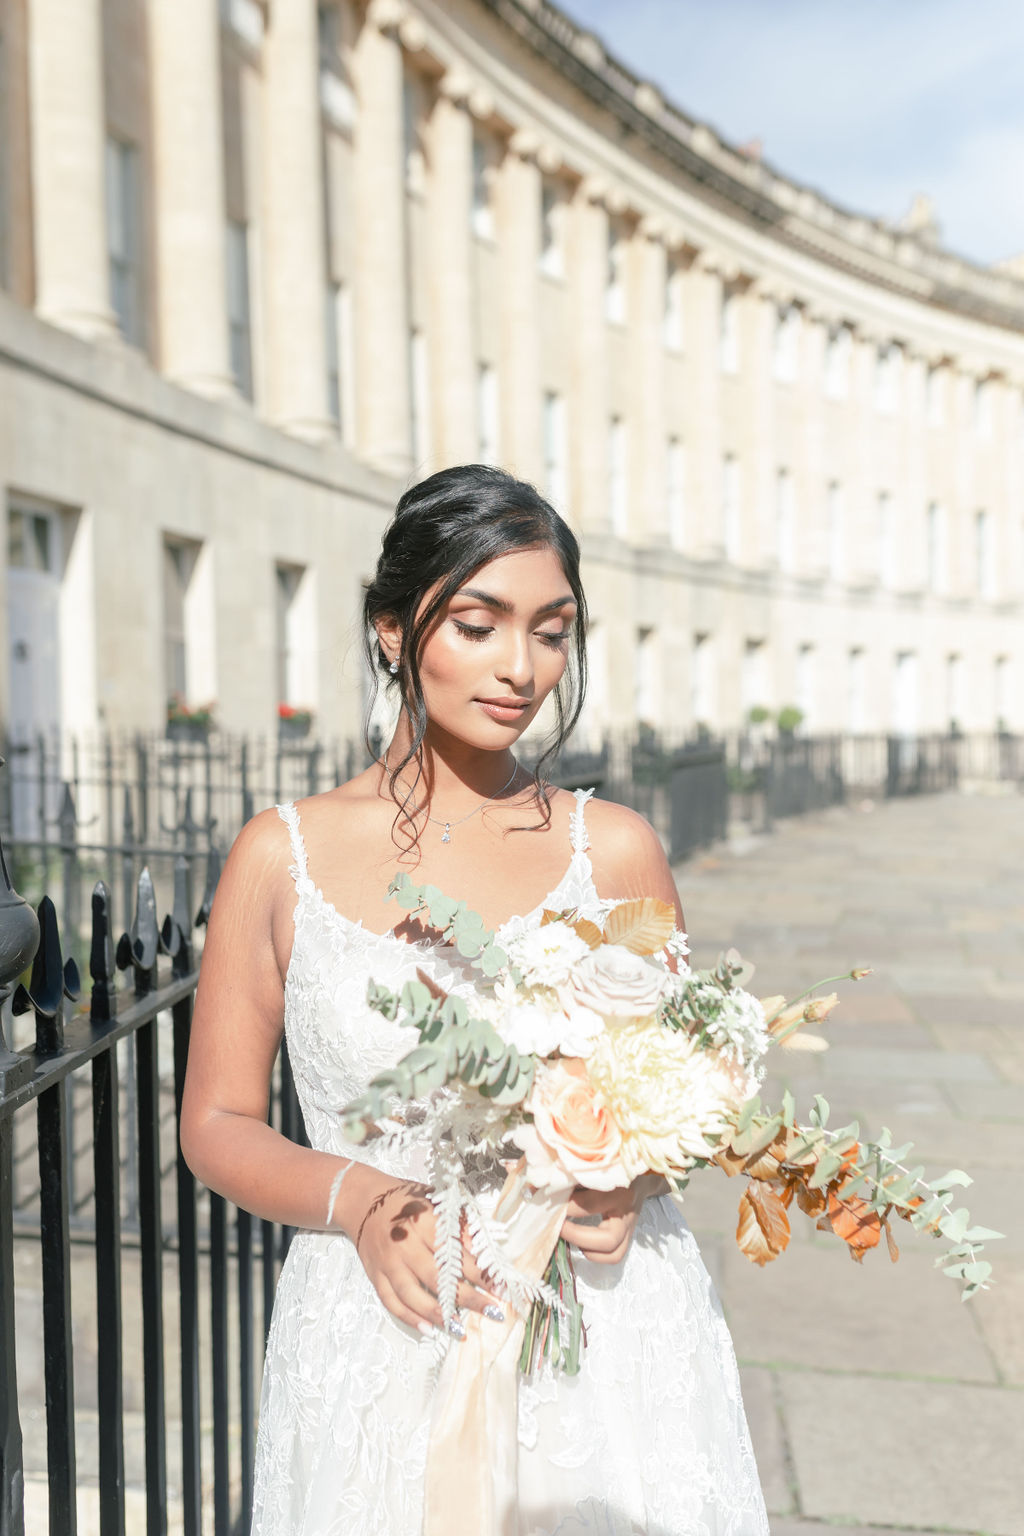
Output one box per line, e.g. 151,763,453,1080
390,545,578,751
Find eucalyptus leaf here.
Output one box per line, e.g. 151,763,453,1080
781,1089,795,1129
400,980,436,1018
939,1207,970,1242
366,981,399,1020
927,1169,973,1191
478,944,506,977
810,1094,830,1128
734,1095,761,1136
740,1115,784,1158
807,1150,842,1189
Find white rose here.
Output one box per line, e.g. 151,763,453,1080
571,944,669,1020
492,996,566,1058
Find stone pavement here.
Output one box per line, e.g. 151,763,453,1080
673,789,1024,1536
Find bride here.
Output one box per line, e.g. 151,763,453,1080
181,464,769,1535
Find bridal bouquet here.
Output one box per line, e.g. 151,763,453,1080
340,877,999,1535
341,878,999,1360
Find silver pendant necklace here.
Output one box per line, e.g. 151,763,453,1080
383,756,521,844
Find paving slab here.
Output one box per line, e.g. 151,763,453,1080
720,1243,998,1385
677,793,1024,1536
928,1022,1021,1059
970,1261,1024,1388
777,1373,1024,1534
769,1524,968,1536
739,1367,794,1516
941,1080,1024,1120
887,966,999,996
769,1525,939,1536
817,1047,999,1083
909,994,1022,1029
827,991,918,1026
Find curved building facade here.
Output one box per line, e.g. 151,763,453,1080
1,0,1022,743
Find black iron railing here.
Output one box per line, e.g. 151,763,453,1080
0,780,301,1536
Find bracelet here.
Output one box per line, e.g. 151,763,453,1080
324,1161,354,1227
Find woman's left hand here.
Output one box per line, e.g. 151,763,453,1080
560,1173,666,1265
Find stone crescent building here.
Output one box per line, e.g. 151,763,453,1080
1,0,1022,746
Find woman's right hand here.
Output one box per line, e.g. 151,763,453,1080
349,1177,507,1337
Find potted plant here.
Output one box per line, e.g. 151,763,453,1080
776,704,804,739
278,703,314,741
167,695,216,743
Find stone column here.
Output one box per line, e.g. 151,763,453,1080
902,351,928,591
849,327,879,585
744,283,777,569
351,0,411,473
798,309,830,577
569,177,609,531
628,219,667,544
425,70,477,464
28,0,117,337
149,0,235,397
497,129,542,481
688,251,724,557
261,0,333,439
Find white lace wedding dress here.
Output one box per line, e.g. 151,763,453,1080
251,791,769,1536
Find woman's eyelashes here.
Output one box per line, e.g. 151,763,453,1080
452,619,570,648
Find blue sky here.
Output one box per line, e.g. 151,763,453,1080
562,0,1024,267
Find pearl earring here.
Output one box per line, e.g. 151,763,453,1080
389,658,400,675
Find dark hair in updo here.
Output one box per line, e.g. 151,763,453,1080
362,464,588,844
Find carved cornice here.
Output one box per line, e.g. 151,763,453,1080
476,0,1024,335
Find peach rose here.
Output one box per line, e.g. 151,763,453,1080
513,1060,629,1192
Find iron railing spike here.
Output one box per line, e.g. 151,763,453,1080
15,898,68,1052
130,869,160,973
121,783,135,846
172,853,190,940
57,782,77,844
90,882,116,1024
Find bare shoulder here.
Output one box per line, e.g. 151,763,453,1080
583,795,683,919
222,801,296,879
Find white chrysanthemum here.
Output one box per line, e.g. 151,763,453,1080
586,1021,759,1180
481,975,605,1059
504,921,592,989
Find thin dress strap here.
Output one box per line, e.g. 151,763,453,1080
569,787,595,856
276,801,312,892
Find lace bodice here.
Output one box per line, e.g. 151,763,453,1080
252,790,770,1535
276,788,611,1174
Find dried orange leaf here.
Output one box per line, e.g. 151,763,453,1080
744,1135,788,1181
794,1179,827,1219
571,918,604,951
714,1146,747,1179
736,1182,791,1267
602,898,676,956
540,909,603,950
819,1183,882,1262
882,1216,900,1264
